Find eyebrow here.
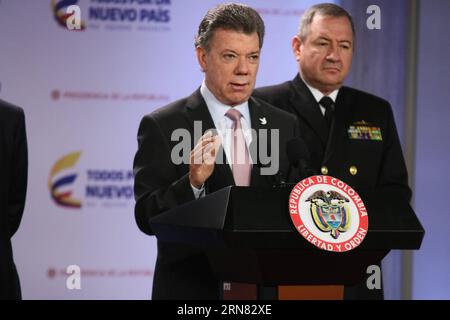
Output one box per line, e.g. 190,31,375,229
316,37,352,45
221,50,260,55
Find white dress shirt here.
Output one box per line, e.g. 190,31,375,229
301,75,339,114
191,81,253,198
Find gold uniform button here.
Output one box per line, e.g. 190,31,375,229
349,165,358,176
321,166,328,175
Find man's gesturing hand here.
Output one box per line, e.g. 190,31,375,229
189,131,221,189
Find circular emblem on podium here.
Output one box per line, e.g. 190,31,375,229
289,175,368,252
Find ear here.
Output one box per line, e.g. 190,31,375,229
196,46,207,72
292,36,302,62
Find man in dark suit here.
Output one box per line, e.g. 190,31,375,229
0,99,28,300
254,3,411,299
134,3,300,300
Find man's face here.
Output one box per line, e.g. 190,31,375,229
293,15,353,94
196,28,260,106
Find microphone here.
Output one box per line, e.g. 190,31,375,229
286,138,316,180
254,162,286,187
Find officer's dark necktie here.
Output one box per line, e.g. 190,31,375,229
319,96,335,130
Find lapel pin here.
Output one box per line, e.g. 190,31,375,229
259,117,267,125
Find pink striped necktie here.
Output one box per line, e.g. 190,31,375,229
225,108,251,187
223,109,256,300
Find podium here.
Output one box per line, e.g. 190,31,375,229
149,186,424,295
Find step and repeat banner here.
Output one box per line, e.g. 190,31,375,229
0,0,324,299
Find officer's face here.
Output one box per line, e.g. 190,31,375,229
196,28,260,106
293,15,353,95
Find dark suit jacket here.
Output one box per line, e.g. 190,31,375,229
254,75,411,299
0,99,28,300
133,89,300,300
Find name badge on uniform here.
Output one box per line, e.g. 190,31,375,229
348,121,382,141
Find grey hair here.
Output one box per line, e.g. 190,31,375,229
195,3,265,51
298,3,355,42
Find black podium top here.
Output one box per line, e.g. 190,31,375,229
150,185,424,250
149,186,424,285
